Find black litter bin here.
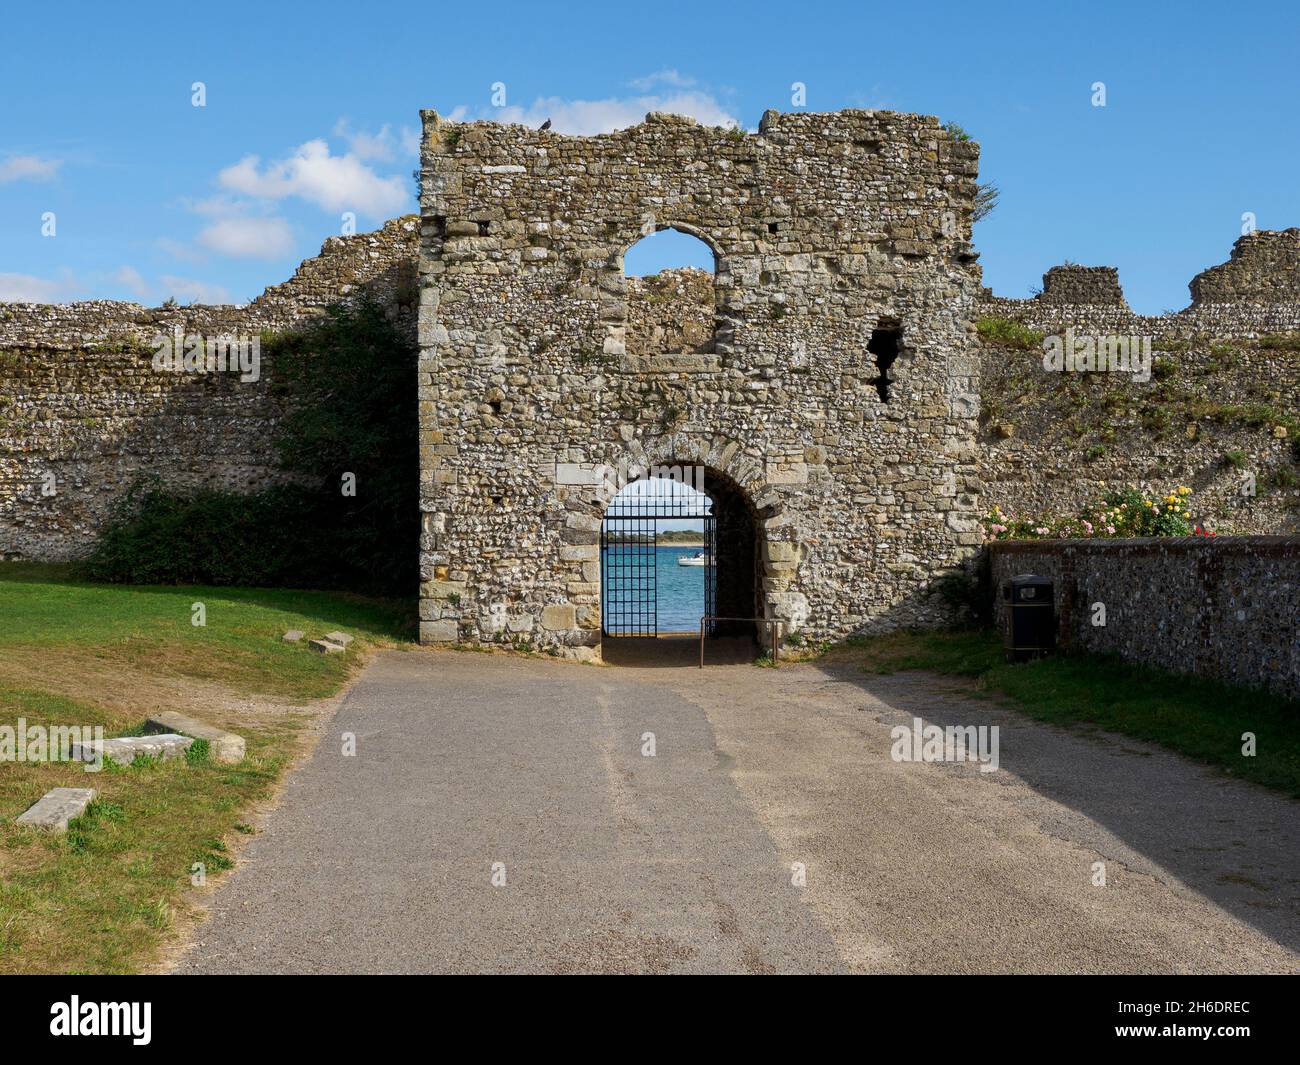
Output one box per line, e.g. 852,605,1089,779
1002,573,1055,662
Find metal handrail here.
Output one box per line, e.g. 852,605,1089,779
698,616,783,668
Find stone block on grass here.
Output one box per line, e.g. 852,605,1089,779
16,787,96,832
309,638,346,654
144,711,246,764
72,734,193,766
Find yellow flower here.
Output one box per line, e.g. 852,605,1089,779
1177,486,1192,496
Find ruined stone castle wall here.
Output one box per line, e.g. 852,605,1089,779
5,104,1296,656
0,218,418,559
416,109,986,656
974,230,1300,536
626,268,715,357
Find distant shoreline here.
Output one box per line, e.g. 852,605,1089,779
605,536,705,545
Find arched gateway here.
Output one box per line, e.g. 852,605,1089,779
599,464,760,643
415,108,985,661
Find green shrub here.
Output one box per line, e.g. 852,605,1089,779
83,483,323,586
975,317,1044,351
82,299,418,594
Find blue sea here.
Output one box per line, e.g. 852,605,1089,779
604,545,706,633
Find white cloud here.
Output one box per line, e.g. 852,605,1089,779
0,155,62,183
111,266,150,299
486,90,740,136
159,275,232,305
218,140,408,216
0,272,77,302
628,70,697,91
197,216,295,259
333,119,397,162
334,118,421,160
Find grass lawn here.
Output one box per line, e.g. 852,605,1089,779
0,562,415,973
831,629,1300,797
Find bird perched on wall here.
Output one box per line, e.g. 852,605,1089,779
539,118,551,131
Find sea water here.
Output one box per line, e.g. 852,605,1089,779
603,545,706,633
655,546,707,631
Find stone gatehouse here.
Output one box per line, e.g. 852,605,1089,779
4,107,1296,663
415,108,986,658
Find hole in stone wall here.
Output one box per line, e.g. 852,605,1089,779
623,228,718,358
475,220,491,236
867,322,902,402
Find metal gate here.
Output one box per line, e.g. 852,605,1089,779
601,476,715,637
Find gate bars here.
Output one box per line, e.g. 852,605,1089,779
600,475,715,637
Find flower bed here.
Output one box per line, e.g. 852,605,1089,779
983,485,1207,540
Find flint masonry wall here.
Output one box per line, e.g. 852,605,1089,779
4,105,1297,667
975,229,1300,536
0,218,418,559
989,536,1300,700
416,108,986,657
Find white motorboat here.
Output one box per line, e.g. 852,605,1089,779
677,551,707,567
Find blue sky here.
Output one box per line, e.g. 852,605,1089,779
2,0,1296,313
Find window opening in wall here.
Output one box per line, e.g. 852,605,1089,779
623,228,718,357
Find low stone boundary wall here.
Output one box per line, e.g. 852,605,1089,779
987,536,1300,699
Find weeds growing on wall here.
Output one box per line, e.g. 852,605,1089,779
975,316,1044,350
82,299,419,594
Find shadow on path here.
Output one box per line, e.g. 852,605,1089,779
822,661,1300,956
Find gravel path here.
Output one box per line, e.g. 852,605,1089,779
173,647,1299,974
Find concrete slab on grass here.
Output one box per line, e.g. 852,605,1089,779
72,733,193,766
16,787,97,832
145,711,246,763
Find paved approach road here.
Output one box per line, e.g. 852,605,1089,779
174,647,1299,974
